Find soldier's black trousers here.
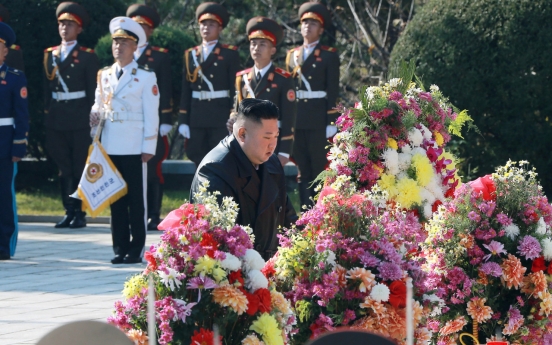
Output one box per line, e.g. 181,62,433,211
147,135,169,220
292,128,329,199
45,128,91,181
187,126,229,168
109,155,147,259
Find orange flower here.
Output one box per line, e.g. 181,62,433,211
501,254,527,289
346,267,376,292
352,316,390,339
334,265,348,288
242,334,265,345
521,270,547,296
466,297,493,323
270,290,292,315
439,316,467,336
415,327,432,345
386,306,406,341
212,284,248,315
359,296,387,316
459,234,474,249
413,301,424,327
126,329,148,345
538,291,552,316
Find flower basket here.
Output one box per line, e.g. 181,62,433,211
108,182,296,345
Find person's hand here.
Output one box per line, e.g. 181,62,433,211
278,154,290,166
326,125,337,138
12,156,22,163
90,126,98,138
90,111,100,127
142,153,154,162
227,113,237,133
178,124,190,139
159,124,172,137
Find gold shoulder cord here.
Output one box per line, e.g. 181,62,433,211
235,75,243,104
285,49,301,78
185,49,202,83
285,50,293,73
98,70,113,110
43,51,58,81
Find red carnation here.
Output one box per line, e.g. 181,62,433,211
532,256,546,272
388,280,407,308
200,233,219,258
261,259,276,279
191,328,220,345
229,270,244,287
242,288,260,316
548,262,552,275
467,174,496,201
255,288,272,313
144,251,157,271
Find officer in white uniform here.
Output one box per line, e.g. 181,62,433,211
90,17,159,264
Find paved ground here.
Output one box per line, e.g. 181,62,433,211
0,222,162,345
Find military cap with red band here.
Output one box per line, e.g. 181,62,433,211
127,4,161,28
0,5,10,23
0,22,16,47
56,2,90,27
196,2,229,28
246,17,284,46
298,2,331,29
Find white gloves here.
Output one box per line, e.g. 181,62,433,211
90,126,97,138
178,124,190,139
159,124,172,137
326,125,337,138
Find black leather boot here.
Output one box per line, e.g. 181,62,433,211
69,199,87,228
55,177,75,228
147,181,163,230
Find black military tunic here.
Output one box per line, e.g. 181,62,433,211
286,43,340,203
5,44,24,72
234,64,296,155
179,42,240,166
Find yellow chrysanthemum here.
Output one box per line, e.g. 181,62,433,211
194,255,216,276
250,313,284,345
212,284,248,315
433,131,444,146
122,275,147,299
387,137,398,150
212,267,227,283
378,173,398,198
395,177,422,209
411,153,434,186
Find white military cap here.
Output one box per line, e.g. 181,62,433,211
109,16,146,47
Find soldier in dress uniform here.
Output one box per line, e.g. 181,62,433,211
285,3,339,207
0,22,29,260
0,5,24,72
178,2,241,168
127,4,172,230
90,17,159,264
232,17,296,166
43,2,99,229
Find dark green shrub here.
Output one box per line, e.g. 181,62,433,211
390,0,552,193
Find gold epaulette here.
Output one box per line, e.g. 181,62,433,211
236,68,252,77
321,45,337,53
10,44,21,51
79,46,95,53
221,44,238,50
275,67,291,78
152,46,169,53
44,46,56,53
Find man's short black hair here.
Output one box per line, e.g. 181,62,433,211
237,98,279,124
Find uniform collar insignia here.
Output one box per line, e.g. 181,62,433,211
132,68,137,75
314,49,320,57
267,72,274,81
0,71,5,79
146,49,151,56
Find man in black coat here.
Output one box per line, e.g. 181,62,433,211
190,99,297,260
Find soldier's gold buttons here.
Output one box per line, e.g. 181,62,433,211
308,76,312,79
266,88,270,92
214,62,218,66
198,86,202,89
210,74,214,78
66,75,70,78
312,64,316,68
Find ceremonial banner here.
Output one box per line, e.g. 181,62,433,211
77,141,127,217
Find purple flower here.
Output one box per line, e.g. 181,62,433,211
468,211,481,222
342,309,357,324
378,261,403,281
360,252,380,268
496,213,512,226
517,235,542,260
480,262,502,277
388,91,403,101
482,241,507,261
187,276,217,290
418,91,432,102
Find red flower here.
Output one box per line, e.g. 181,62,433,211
317,186,336,205
532,256,546,272
547,262,552,275
467,174,496,201
432,200,443,213
261,260,276,279
200,233,219,258
388,280,407,308
144,251,157,270
191,328,220,345
242,288,259,316
229,270,244,287
255,288,272,313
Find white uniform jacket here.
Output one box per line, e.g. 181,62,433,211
92,60,160,155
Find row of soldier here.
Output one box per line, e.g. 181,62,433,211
0,1,339,260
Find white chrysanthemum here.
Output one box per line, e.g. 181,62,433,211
423,294,445,317
397,172,407,180
397,152,413,171
420,187,436,204
429,84,439,92
408,128,424,147
221,252,241,271
246,269,269,292
537,217,547,235
388,78,401,88
425,175,446,202
419,124,432,140
366,86,378,101
158,268,182,291
423,203,433,220
381,148,399,176
370,283,390,302
401,144,412,153
324,250,337,267
411,147,427,157
242,249,266,272
504,224,520,240
542,238,552,261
